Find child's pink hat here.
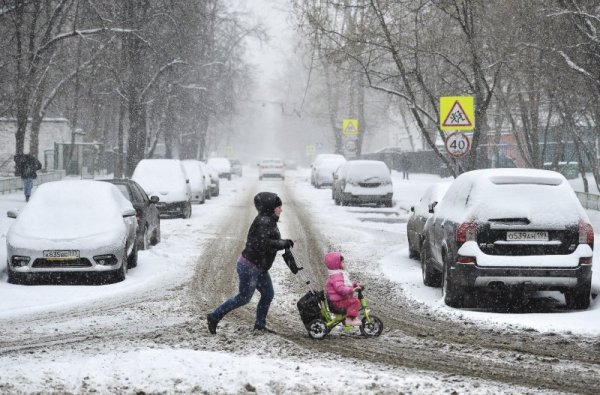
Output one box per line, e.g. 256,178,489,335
324,252,343,270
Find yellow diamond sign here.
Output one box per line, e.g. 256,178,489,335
440,96,475,131
342,119,359,136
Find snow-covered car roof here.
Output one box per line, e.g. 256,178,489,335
181,160,204,186
207,157,231,171
436,168,587,224
313,154,345,166
9,180,132,240
132,159,187,191
413,181,452,216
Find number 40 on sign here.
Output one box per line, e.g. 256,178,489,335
444,131,471,158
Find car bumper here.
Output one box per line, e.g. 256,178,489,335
449,264,592,290
453,241,593,290
342,192,393,204
260,172,284,178
7,243,127,274
155,201,186,216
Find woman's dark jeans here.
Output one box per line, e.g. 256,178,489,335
209,260,274,328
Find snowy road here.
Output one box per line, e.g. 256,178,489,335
0,169,599,394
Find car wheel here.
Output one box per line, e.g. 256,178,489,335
408,246,418,260
281,176,285,181
259,176,263,180
228,175,231,180
421,240,441,287
113,251,128,283
139,225,150,251
151,224,161,245
205,189,211,200
564,282,591,310
181,201,192,219
200,191,206,204
127,241,138,269
385,199,393,208
442,255,462,307
334,195,340,205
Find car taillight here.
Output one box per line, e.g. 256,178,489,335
579,221,594,246
579,256,593,265
456,221,477,244
457,255,476,264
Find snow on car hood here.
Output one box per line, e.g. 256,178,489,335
8,180,129,241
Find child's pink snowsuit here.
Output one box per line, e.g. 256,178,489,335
324,252,360,319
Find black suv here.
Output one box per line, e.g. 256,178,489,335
420,169,593,309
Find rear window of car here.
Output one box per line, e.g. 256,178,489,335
347,162,390,181
261,159,283,166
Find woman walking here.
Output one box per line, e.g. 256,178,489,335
207,192,294,334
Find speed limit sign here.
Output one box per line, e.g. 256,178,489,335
444,131,471,158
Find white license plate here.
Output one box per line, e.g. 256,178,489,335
43,250,80,260
506,231,549,241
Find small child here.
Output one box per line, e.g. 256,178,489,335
324,252,362,326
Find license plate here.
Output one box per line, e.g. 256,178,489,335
506,231,549,241
43,250,80,260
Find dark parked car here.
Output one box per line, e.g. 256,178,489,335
230,159,243,177
420,169,593,309
407,182,451,259
102,179,161,250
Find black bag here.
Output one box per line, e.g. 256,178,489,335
297,290,324,326
282,248,299,274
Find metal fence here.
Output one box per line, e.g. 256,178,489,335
0,170,65,194
576,191,600,211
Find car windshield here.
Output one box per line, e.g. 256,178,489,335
347,162,390,182
261,159,283,166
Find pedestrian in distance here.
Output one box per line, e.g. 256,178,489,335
400,155,410,180
14,153,42,202
324,251,362,326
207,192,294,334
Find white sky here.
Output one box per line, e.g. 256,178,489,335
0,168,598,393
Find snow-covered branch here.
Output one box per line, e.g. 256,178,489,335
140,59,187,100
38,28,135,55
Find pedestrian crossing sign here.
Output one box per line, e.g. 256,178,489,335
342,119,359,136
440,96,474,131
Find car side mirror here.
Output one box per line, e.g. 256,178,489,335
186,179,190,184
7,210,18,219
150,195,159,204
428,201,438,213
122,208,136,217
410,206,414,212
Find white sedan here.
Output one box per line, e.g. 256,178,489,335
6,180,138,284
